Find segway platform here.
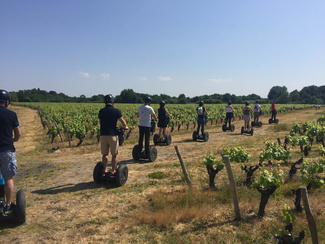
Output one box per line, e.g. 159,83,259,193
222,124,235,132
0,190,26,225
192,131,209,142
241,126,254,136
269,118,279,124
132,145,158,162
251,121,262,127
153,134,172,146
93,162,128,187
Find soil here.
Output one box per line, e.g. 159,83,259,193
0,105,323,243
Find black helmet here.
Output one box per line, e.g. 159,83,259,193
256,100,259,103
245,101,249,106
0,90,11,102
104,94,114,103
159,101,166,106
144,97,152,103
199,101,204,106
228,101,232,105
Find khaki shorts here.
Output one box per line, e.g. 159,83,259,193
100,135,119,156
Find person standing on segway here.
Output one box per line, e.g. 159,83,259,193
242,102,253,130
0,90,21,215
225,101,234,128
138,97,157,155
98,94,128,175
158,101,172,140
196,101,209,135
253,100,262,124
271,100,277,121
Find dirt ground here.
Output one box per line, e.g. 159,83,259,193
0,105,323,243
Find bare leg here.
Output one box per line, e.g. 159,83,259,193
111,155,118,173
102,154,108,171
4,178,14,206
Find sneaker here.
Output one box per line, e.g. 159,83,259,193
102,169,109,176
4,203,16,215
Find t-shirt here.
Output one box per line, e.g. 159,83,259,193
0,106,19,152
98,105,122,135
254,104,261,112
138,104,155,127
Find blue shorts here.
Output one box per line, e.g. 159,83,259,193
0,151,17,179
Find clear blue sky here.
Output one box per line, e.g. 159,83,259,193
1,0,324,98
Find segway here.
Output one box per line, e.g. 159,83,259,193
153,134,172,146
222,123,235,132
192,130,209,142
0,174,26,224
251,121,262,127
116,127,126,146
132,145,158,162
241,126,254,136
269,118,279,124
93,162,128,187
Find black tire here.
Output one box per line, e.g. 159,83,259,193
192,131,198,141
250,128,254,136
251,121,255,127
241,126,244,134
231,124,235,132
258,121,262,127
275,119,279,124
148,146,158,162
115,164,128,186
16,190,26,224
132,145,140,160
222,124,226,132
93,162,103,183
203,132,209,142
166,134,172,145
269,118,272,124
153,134,160,145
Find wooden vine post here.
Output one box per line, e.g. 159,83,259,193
223,155,241,221
174,146,192,186
300,186,319,244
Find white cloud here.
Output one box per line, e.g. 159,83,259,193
158,76,172,81
79,72,91,78
100,73,110,79
138,76,147,81
208,78,232,83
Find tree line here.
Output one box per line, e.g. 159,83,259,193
9,85,324,104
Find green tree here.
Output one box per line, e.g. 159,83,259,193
267,86,288,101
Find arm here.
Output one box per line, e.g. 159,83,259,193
13,127,21,142
165,108,172,118
118,117,129,130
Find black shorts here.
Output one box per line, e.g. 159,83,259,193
158,120,168,128
226,112,233,119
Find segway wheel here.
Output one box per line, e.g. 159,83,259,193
192,131,198,141
241,126,244,134
148,146,158,162
251,121,255,127
222,124,226,132
203,132,209,142
269,118,272,124
166,134,172,145
275,119,279,124
230,124,235,132
132,145,140,160
258,121,262,127
115,164,128,187
16,190,26,224
153,134,160,145
93,162,103,183
250,128,254,136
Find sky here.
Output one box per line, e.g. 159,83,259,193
1,0,324,98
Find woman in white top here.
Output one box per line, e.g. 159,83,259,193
225,101,234,128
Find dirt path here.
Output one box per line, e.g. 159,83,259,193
1,105,323,243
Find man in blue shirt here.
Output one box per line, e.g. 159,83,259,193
0,90,20,215
98,94,128,175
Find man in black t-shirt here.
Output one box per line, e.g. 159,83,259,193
0,90,21,215
98,94,128,175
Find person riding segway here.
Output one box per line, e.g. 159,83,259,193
269,100,279,124
193,101,209,141
252,100,262,127
222,101,235,132
132,97,158,162
153,101,172,146
241,102,254,135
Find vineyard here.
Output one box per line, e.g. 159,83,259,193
1,103,324,243
16,102,317,147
